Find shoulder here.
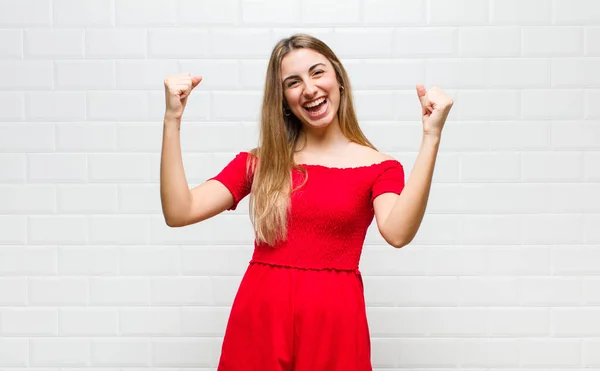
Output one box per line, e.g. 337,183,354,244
351,143,397,165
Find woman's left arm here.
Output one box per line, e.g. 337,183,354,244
375,84,453,248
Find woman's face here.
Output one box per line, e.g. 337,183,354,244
280,48,342,129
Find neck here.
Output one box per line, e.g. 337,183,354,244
295,116,350,153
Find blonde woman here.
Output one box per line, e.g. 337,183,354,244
160,34,453,371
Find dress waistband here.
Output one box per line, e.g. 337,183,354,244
249,259,361,275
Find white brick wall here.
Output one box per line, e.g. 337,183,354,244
0,0,598,369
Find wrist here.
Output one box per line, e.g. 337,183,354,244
164,114,181,125
163,116,181,132
422,132,441,145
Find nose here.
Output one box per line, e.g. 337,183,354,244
303,80,318,97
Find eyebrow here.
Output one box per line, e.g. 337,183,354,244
282,63,326,85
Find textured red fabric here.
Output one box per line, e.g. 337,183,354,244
208,151,405,370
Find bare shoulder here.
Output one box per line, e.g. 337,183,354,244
351,143,396,165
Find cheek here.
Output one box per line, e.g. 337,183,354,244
284,91,299,107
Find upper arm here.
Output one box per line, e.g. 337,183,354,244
179,179,238,226
370,153,405,247
373,192,400,247
168,151,254,227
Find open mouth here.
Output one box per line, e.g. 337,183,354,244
302,97,328,118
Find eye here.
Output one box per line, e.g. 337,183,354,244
287,80,298,88
313,70,324,76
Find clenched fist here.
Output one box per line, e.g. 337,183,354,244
163,73,202,120
416,83,453,137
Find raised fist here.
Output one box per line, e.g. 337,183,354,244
163,73,202,120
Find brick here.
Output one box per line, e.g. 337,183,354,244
87,91,149,121
0,0,51,26
91,339,150,366
26,92,86,121
1,308,57,335
520,339,580,367
30,338,90,366
88,154,153,182
364,0,425,25
0,158,29,187
53,0,112,26
521,214,584,244
0,92,24,121
29,277,88,305
116,60,178,90
56,122,116,152
554,0,600,24
488,58,550,88
55,60,115,89
28,154,87,182
552,58,600,87
0,61,53,89
0,278,27,305
426,58,486,88
301,0,359,25
24,29,84,58
0,30,22,58
242,0,300,25
179,0,239,25
57,185,118,213
208,29,272,58
459,27,521,57
429,0,488,25
59,308,118,336
29,216,87,245
523,89,583,119
0,185,55,214
115,0,176,26
586,27,600,55
0,338,28,366
58,246,118,275
86,29,147,58
148,29,209,58
522,26,583,56
491,0,552,24
395,27,457,57
119,308,180,335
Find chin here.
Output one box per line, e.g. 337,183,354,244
296,102,339,128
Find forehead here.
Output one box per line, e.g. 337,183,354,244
280,48,330,77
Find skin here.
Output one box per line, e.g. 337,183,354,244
280,48,351,154
159,48,454,245
279,47,455,248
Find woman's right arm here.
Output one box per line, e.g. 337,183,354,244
160,74,235,227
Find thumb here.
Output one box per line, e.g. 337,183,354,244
416,83,428,107
191,75,203,90
416,83,432,115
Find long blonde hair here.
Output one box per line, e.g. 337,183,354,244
248,34,377,246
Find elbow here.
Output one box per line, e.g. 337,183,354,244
163,213,187,228
164,215,179,228
381,225,411,249
392,239,409,249
395,233,417,248
390,233,413,249
383,233,408,249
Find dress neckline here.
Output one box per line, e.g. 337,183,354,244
241,151,399,171
296,159,398,170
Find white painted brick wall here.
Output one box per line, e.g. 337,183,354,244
0,0,599,369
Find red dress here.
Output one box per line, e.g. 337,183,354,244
208,151,405,371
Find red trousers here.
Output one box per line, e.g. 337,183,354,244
217,262,372,371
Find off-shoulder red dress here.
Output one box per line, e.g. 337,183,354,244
208,151,405,371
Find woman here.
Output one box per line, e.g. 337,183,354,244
160,34,453,371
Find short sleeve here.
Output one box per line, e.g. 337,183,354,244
371,160,405,203
208,151,254,211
